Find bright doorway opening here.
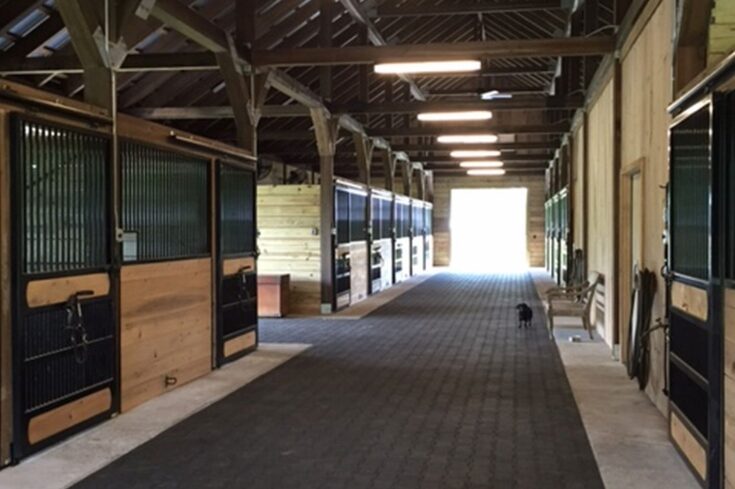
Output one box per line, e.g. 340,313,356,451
450,188,529,271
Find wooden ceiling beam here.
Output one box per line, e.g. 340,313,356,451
252,36,615,67
392,142,559,152
373,1,565,18
125,96,582,120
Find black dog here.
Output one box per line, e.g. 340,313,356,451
515,303,533,328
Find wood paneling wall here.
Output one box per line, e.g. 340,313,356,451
572,123,586,250
585,78,616,345
257,185,321,315
432,175,545,267
619,0,673,414
120,258,213,412
710,1,735,66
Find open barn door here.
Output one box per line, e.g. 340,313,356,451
215,161,258,366
10,117,117,460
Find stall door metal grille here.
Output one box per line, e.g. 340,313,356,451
216,163,257,366
121,142,209,262
11,117,116,459
671,106,711,280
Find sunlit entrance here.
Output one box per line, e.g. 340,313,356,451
450,188,529,271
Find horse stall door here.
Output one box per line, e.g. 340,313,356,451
667,101,716,486
11,117,116,460
216,162,258,366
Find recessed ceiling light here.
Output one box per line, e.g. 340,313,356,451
467,169,506,176
481,90,513,100
450,150,501,158
459,161,504,168
374,60,482,74
417,111,493,122
437,134,499,144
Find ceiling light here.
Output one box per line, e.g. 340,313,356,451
467,169,506,176
417,111,493,122
459,161,504,168
374,60,482,74
437,134,499,144
481,90,513,100
450,150,501,158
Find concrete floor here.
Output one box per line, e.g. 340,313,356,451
531,269,699,489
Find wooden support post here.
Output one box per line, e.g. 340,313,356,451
311,109,339,313
216,39,256,151
382,149,396,191
416,167,426,201
424,170,434,202
57,0,112,109
401,161,413,197
354,133,374,187
319,0,333,102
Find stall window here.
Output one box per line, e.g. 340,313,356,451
15,119,109,274
336,188,350,244
220,165,255,256
670,106,711,280
350,192,367,241
122,142,209,262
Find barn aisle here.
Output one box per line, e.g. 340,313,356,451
72,272,603,489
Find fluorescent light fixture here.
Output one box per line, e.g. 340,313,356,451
450,150,501,158
417,111,493,122
374,60,481,74
481,90,513,100
467,169,506,176
459,161,504,168
437,134,499,144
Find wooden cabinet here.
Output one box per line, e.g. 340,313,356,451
258,274,290,318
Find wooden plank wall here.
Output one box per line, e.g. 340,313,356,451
572,123,586,250
710,1,735,66
585,78,616,345
432,175,545,267
257,185,321,316
120,258,213,412
618,0,673,414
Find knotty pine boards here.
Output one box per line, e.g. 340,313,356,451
257,185,321,316
120,258,212,412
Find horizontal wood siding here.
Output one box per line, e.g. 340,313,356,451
257,185,321,315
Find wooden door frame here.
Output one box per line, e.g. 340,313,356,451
618,157,646,365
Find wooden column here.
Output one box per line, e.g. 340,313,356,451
416,167,426,201
311,109,339,313
354,133,374,187
319,0,333,101
382,149,396,191
424,170,434,202
57,0,112,110
400,160,413,197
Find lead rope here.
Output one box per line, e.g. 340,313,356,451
65,290,94,364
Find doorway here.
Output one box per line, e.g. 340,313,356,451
450,188,529,271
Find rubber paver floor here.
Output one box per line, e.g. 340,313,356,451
72,272,604,489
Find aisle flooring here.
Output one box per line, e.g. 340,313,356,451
72,272,603,489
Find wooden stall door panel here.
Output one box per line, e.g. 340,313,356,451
350,242,368,304
28,388,111,445
725,290,735,488
671,281,709,322
120,258,212,412
671,411,707,481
